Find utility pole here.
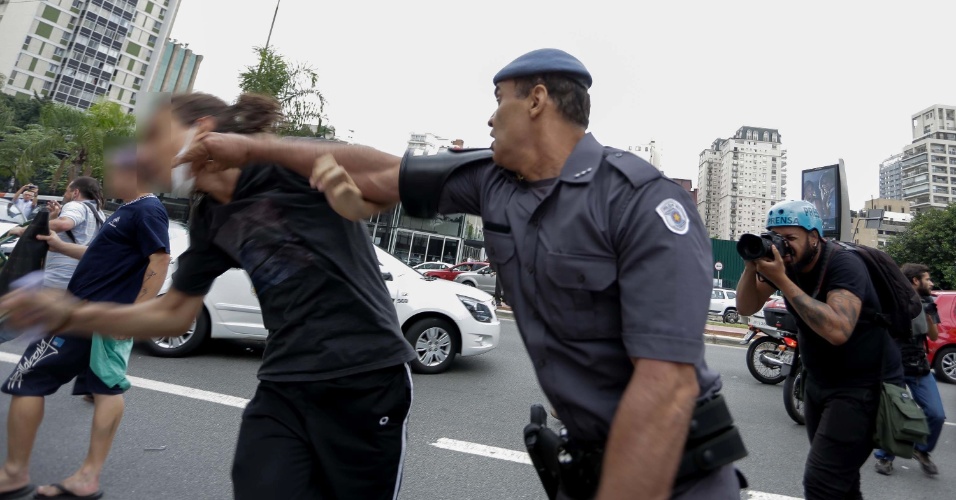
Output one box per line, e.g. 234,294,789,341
265,0,281,52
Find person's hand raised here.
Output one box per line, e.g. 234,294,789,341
311,154,388,221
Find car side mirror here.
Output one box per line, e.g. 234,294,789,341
381,272,393,281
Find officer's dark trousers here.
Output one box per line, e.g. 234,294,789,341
803,375,880,500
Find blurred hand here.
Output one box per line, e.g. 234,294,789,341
46,200,61,218
177,132,255,174
311,154,386,221
0,287,79,334
6,226,25,237
38,230,66,253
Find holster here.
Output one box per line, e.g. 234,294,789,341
398,148,494,218
524,395,748,500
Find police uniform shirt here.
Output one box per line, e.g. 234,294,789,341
413,133,721,445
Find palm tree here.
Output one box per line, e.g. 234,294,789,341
29,100,134,192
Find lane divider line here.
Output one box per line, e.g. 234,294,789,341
0,351,251,409
2,352,954,428
430,438,532,465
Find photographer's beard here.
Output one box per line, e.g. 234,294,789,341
788,237,820,273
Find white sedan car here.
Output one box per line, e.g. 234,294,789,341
152,222,500,374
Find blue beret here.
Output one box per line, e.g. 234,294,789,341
493,48,592,89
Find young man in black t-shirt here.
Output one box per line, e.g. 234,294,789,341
735,200,903,500
0,95,417,500
873,263,945,476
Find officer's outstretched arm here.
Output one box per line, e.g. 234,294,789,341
182,133,403,207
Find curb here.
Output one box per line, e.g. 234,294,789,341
498,310,748,347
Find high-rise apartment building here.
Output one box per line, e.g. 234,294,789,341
627,140,662,171
149,39,201,93
697,126,787,241
0,0,181,113
878,153,903,200
900,104,956,212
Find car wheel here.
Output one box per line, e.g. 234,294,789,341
142,307,211,358
933,347,956,384
462,281,476,287
723,308,739,324
405,318,460,374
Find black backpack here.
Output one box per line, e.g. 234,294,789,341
815,241,922,340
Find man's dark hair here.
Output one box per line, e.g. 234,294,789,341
68,176,105,210
901,263,930,283
513,73,590,128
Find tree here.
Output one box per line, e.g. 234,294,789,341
238,46,333,136
0,124,59,184
885,204,956,290
32,100,134,191
0,99,135,193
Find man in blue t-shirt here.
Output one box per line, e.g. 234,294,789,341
0,157,169,500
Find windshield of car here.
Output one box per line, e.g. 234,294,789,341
375,247,415,279
0,199,28,225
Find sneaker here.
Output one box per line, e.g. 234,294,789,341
875,458,894,476
913,450,939,475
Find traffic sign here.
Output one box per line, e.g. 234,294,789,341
714,262,724,271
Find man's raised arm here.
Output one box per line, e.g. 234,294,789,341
181,133,402,206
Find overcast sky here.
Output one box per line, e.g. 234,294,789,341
170,0,956,209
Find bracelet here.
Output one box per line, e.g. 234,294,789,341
50,300,87,334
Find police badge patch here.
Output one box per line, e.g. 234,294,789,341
655,198,689,235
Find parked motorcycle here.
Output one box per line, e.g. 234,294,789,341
742,298,795,385
742,326,787,385
780,335,805,426
742,297,805,424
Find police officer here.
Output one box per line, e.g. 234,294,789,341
174,48,747,499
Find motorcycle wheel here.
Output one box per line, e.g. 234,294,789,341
746,337,786,385
783,371,806,425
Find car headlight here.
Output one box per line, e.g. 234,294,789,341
458,295,493,323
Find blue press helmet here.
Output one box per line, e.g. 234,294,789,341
766,200,824,237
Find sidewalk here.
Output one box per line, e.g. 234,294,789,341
495,305,748,347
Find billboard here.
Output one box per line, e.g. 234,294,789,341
801,161,850,241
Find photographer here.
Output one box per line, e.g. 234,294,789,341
11,184,39,219
735,200,903,500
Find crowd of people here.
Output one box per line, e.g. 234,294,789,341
0,48,947,500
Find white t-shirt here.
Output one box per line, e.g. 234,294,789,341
14,198,35,219
44,200,105,289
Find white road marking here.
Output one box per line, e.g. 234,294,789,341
0,351,250,409
430,438,532,465
432,437,804,499
126,375,250,408
744,492,802,500
946,422,956,427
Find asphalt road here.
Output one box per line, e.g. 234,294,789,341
0,321,954,500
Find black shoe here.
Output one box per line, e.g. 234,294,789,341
913,450,939,475
875,458,893,476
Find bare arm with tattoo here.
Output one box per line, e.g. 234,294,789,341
136,251,170,304
777,280,862,346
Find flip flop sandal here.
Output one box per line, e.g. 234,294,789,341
32,484,103,499
0,485,35,500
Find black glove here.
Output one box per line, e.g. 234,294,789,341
923,298,940,324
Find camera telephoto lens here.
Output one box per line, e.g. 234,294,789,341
736,234,769,261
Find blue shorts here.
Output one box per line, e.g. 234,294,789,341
2,335,126,397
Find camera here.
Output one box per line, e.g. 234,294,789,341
736,232,788,261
